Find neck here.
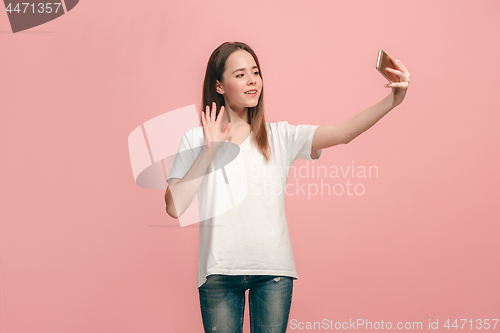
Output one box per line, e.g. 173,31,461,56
221,104,249,129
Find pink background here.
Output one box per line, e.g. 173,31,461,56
1,0,499,332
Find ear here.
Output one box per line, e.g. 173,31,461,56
216,80,224,94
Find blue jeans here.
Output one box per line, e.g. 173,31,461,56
198,274,294,333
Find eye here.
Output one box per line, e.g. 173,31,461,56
236,71,260,78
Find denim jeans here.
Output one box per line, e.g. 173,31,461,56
198,274,294,333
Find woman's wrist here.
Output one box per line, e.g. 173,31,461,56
388,91,400,108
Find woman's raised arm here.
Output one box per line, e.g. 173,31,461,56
311,55,411,151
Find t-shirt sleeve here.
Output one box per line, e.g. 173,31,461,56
279,121,323,164
167,129,196,185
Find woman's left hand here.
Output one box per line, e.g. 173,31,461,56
385,55,411,106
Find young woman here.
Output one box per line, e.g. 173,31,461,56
165,41,410,333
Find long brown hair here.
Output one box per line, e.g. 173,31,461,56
201,41,271,162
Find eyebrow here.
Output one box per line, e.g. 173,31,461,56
232,66,258,74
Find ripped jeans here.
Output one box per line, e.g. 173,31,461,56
198,274,294,333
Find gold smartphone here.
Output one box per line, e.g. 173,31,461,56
376,49,399,83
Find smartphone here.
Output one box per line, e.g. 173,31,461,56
376,49,399,83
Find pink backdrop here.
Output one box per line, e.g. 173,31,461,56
1,0,499,332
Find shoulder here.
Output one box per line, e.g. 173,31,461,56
177,126,203,149
266,121,299,138
190,126,204,138
266,121,291,133
264,122,297,146
266,121,319,144
183,126,204,140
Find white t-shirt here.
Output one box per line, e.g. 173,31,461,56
167,121,322,288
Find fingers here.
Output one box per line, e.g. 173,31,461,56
386,67,403,77
211,102,216,123
384,82,409,88
389,55,401,68
204,102,226,129
224,121,231,134
391,55,408,72
203,102,218,125
389,55,410,77
386,67,410,83
203,105,209,124
216,105,224,126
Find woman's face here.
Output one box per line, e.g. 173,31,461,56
217,50,262,112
